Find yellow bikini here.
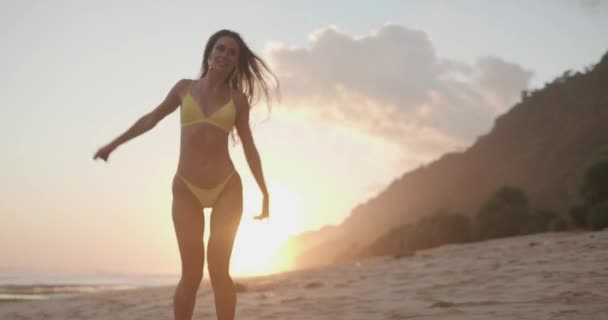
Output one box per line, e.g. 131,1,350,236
178,80,238,208
180,82,237,131
179,171,236,208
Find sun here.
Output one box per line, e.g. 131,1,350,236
228,180,303,277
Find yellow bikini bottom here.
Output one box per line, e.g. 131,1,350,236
179,171,235,208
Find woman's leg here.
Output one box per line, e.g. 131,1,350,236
208,173,243,320
172,176,205,320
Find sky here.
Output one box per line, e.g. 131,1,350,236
1,0,607,278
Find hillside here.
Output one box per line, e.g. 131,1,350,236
291,51,608,269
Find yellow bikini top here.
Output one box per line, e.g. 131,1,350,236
180,81,237,132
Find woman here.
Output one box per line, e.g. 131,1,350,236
93,29,278,320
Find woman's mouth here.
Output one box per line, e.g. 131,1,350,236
215,59,228,67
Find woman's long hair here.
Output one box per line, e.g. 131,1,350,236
200,29,280,109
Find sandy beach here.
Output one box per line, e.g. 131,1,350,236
2,229,607,320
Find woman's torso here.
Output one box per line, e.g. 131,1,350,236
176,79,237,187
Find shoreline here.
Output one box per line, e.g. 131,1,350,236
1,230,606,319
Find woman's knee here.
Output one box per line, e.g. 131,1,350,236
207,247,230,280
208,267,231,287
179,270,204,290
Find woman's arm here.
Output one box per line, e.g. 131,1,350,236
93,79,187,162
234,91,270,219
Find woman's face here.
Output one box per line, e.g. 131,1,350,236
209,35,239,73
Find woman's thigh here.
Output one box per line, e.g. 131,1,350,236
172,176,206,276
208,173,243,271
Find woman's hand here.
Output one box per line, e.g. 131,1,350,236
253,194,270,220
93,143,116,162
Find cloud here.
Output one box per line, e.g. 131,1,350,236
265,24,533,159
575,0,608,13
269,24,437,110
578,0,603,8
474,56,534,112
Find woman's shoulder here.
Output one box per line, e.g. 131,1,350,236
170,78,194,87
170,79,194,99
177,78,195,89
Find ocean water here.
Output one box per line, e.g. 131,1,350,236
0,272,181,302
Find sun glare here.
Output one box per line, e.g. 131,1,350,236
229,180,303,277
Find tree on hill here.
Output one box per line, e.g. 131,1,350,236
580,150,608,206
475,185,530,240
571,148,608,229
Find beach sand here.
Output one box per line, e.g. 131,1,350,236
1,229,607,319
